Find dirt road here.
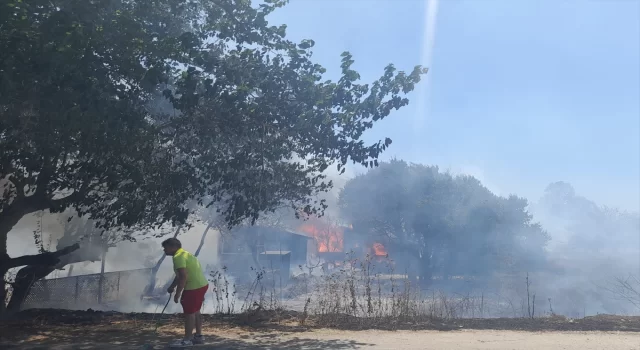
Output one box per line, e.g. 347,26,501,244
282,329,640,349
3,310,640,349
5,328,640,349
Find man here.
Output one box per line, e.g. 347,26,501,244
162,238,209,347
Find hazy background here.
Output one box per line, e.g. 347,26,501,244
5,0,639,316
268,0,639,212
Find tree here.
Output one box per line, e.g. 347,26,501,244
1,0,427,312
608,275,640,311
532,181,640,314
6,212,149,311
533,181,640,257
339,160,548,285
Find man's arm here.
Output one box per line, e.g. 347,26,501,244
175,268,188,297
168,276,178,293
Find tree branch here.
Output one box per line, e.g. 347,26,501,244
3,243,80,269
6,174,25,199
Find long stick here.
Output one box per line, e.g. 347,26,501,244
154,293,172,333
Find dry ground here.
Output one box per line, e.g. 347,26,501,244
1,309,639,349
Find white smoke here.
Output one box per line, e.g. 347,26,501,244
413,0,439,132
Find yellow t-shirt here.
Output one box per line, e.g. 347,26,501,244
172,248,208,291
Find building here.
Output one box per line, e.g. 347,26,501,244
218,226,313,283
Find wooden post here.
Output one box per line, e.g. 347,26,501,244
41,279,50,305
116,271,121,299
74,276,79,303
98,247,107,304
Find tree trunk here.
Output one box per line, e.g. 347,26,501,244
0,189,87,312
194,222,213,257
143,225,181,296
0,203,25,313
4,246,105,313
6,264,56,312
0,196,53,314
0,243,80,315
0,267,8,315
1,231,8,314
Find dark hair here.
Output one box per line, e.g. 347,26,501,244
162,237,182,249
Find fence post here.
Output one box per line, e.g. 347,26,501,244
42,279,49,303
116,272,121,299
74,276,79,303
98,247,107,304
98,276,103,304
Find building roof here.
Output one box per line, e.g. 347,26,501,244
260,251,292,255
281,229,314,239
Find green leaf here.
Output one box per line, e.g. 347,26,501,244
0,0,427,276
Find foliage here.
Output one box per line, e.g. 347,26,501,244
1,0,427,312
533,181,640,256
338,160,549,281
0,0,426,247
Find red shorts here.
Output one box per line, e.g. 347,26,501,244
180,284,208,314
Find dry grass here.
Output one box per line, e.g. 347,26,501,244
300,253,492,327
8,251,640,335
3,265,640,347
201,252,632,330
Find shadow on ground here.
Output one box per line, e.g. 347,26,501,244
2,308,640,349
0,321,372,350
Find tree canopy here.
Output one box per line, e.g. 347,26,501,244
339,160,549,283
0,0,426,312
533,181,640,258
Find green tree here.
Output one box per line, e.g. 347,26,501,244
0,0,427,312
339,160,548,285
534,181,639,263
5,213,144,311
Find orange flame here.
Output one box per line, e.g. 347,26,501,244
298,219,344,253
372,242,387,256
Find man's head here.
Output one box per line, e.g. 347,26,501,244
162,238,182,256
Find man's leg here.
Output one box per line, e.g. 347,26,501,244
180,289,196,344
192,285,208,344
195,311,203,335
184,313,196,340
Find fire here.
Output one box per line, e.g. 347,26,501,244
298,219,344,253
372,242,387,256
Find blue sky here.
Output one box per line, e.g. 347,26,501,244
269,0,640,212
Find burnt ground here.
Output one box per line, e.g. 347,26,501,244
0,309,639,349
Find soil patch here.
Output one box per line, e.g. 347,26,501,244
0,309,638,349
